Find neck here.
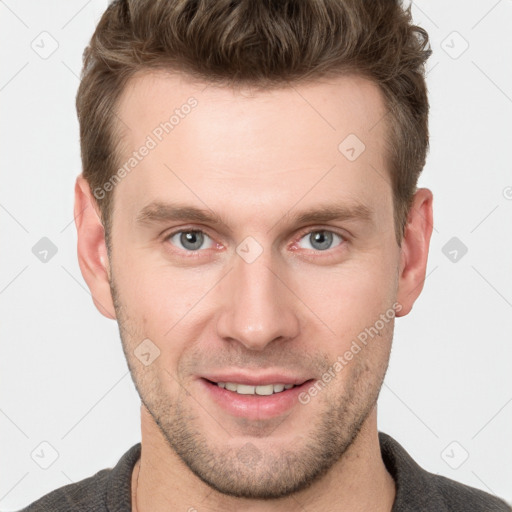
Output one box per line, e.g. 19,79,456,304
132,405,395,512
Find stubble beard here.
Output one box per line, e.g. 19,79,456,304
110,274,392,500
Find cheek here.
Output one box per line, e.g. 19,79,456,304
293,257,397,341
115,260,217,341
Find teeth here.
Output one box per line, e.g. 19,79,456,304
216,382,297,395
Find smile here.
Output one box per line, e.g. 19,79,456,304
215,382,297,395
200,378,315,420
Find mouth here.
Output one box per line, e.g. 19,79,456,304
200,377,315,420
206,379,304,396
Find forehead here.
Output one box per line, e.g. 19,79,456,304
112,71,392,229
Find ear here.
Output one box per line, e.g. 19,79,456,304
395,188,434,317
74,174,116,320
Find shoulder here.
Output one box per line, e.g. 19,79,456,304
378,432,511,512
18,469,110,511
17,443,141,512
430,472,511,511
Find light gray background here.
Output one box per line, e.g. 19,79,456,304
1,0,511,509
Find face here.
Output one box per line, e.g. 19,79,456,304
82,71,421,499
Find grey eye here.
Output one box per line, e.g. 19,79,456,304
298,230,343,251
169,230,213,251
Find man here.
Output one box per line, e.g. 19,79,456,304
21,0,510,510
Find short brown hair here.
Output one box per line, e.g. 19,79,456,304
76,0,431,247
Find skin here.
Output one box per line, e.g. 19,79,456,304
74,71,433,512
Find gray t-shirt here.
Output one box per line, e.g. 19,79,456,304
19,432,511,511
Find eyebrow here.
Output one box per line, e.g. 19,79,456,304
135,201,374,231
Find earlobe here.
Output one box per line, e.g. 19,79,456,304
74,174,116,320
395,188,434,317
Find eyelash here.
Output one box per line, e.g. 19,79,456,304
162,226,347,259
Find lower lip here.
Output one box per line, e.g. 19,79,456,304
200,378,314,420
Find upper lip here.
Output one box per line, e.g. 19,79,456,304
201,372,312,387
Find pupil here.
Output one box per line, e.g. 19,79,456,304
181,231,203,250
311,231,332,251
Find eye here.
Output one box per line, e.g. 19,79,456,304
163,227,345,256
166,230,214,251
296,229,345,252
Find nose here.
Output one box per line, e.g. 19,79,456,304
215,245,301,351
